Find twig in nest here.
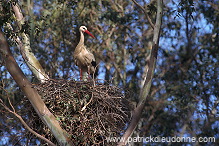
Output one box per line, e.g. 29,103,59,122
81,91,94,111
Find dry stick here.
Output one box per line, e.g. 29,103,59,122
81,91,94,111
0,99,56,146
118,0,163,145
132,0,155,29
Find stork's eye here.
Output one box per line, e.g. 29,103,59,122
80,26,87,32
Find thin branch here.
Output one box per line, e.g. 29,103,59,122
0,99,56,146
132,0,155,29
8,96,15,112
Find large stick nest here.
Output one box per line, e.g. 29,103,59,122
29,79,133,145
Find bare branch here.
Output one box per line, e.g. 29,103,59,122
132,0,155,29
0,99,56,146
7,95,15,112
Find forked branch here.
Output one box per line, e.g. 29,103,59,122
0,99,55,146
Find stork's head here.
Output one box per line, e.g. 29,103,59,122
80,26,95,38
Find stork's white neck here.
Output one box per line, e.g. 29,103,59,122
78,30,84,46
75,30,85,54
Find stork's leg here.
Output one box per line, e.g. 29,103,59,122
87,72,91,80
87,69,91,80
80,69,83,80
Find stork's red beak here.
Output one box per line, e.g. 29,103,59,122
84,30,95,38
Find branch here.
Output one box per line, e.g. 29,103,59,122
132,0,155,29
0,99,56,146
11,2,49,83
0,30,73,145
118,0,163,145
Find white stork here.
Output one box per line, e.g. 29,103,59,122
73,26,96,80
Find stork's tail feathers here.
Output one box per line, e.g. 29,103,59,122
90,60,98,79
91,60,96,67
